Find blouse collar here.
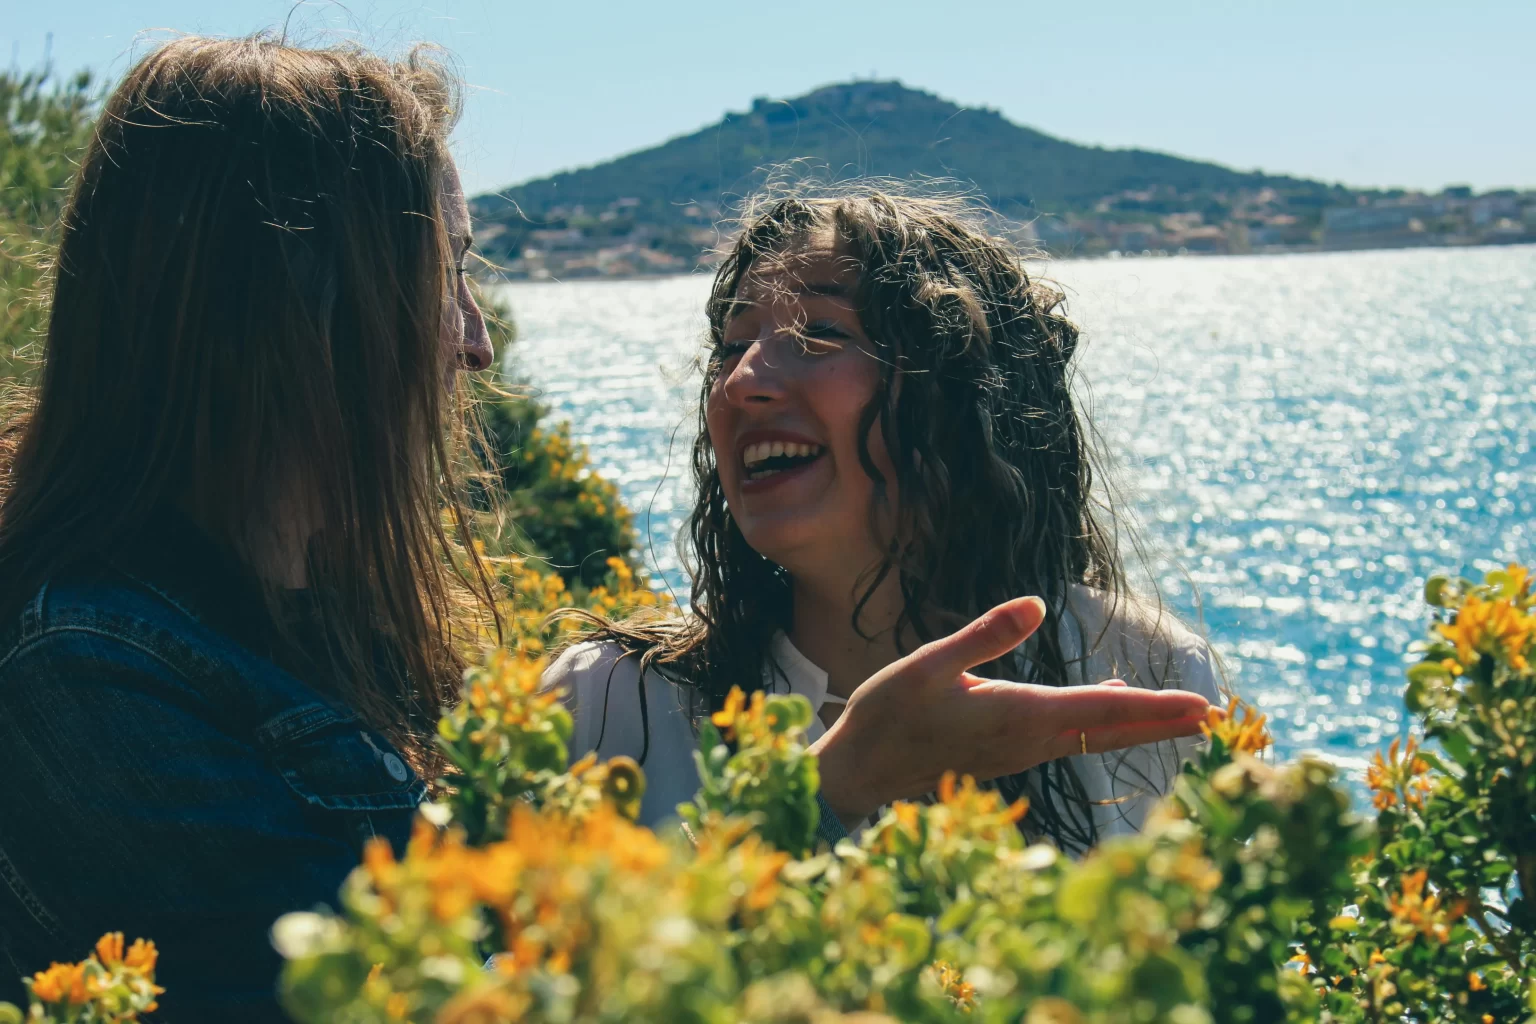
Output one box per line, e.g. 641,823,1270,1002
764,631,844,715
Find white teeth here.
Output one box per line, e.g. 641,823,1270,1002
742,441,824,471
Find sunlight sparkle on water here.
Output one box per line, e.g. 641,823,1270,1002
495,245,1536,773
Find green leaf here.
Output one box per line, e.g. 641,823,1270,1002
1439,728,1476,768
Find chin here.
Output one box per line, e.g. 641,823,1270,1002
734,517,819,569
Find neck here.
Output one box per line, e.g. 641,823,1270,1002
787,566,907,700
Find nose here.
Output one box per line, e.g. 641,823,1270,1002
721,336,789,408
457,279,493,372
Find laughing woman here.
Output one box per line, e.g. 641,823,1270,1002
544,189,1221,850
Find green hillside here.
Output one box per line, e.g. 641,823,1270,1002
470,79,1365,275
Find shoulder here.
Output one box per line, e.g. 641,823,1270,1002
543,639,649,702
2,565,234,679
542,638,704,827
0,573,191,691
1060,584,1223,703
542,638,695,747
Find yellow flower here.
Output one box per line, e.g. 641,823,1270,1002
1437,593,1535,671
932,960,976,1011
1388,869,1463,942
94,932,124,966
28,961,94,1005
363,835,398,887
1367,735,1434,811
1201,695,1273,754
711,687,747,736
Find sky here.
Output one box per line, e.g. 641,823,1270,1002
5,0,1531,199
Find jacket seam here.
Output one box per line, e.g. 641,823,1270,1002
110,569,206,629
0,835,68,945
0,624,194,687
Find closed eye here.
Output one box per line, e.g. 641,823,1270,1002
803,320,850,340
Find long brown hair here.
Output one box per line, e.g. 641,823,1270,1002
591,185,1195,850
0,36,498,768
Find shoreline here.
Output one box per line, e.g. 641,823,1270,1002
481,238,1536,287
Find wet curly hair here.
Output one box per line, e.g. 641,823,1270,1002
589,182,1193,850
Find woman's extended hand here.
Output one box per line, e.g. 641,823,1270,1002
809,596,1212,829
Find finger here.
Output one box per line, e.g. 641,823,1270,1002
1041,713,1208,761
1026,684,1211,733
918,596,1046,676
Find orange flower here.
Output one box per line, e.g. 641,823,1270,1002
938,771,958,804
94,932,124,966
29,961,94,1005
933,960,976,1011
1468,971,1487,992
1388,869,1463,942
363,835,398,887
1201,696,1273,754
1367,736,1434,811
123,937,158,974
892,802,921,835
1437,593,1535,671
711,687,747,736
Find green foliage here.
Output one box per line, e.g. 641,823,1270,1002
681,688,823,857
263,560,1536,1024
470,284,644,593
1293,566,1536,1024
1,66,98,380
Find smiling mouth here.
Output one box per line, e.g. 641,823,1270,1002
742,441,826,481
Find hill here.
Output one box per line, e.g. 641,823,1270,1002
469,80,1524,278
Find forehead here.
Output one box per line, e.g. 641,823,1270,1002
438,161,470,237
735,236,859,306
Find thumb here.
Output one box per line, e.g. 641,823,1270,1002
922,596,1046,676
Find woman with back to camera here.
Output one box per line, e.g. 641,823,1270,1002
546,188,1223,848
0,36,498,1019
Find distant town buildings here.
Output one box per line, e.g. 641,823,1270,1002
477,186,1536,281
1320,189,1533,250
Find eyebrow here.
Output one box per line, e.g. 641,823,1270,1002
732,280,849,310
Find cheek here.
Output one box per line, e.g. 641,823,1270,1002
704,383,735,475
813,358,882,459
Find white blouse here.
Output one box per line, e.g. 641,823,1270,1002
541,585,1224,840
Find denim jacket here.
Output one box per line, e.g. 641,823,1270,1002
0,518,423,1021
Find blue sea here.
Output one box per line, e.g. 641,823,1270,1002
493,244,1536,775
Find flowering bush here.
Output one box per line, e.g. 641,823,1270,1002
0,933,160,1024
1292,565,1536,1024
7,564,1536,1023
469,284,653,596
